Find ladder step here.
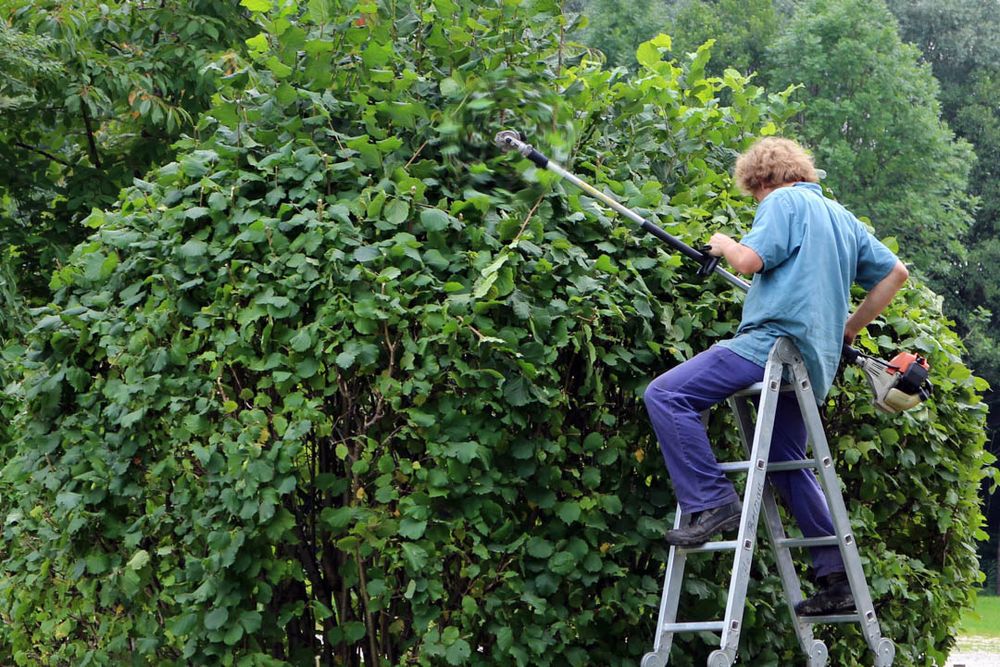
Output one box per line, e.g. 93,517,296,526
733,381,794,396
776,536,839,548
663,621,725,633
680,540,738,553
798,613,861,624
718,459,816,473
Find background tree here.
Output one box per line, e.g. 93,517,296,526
570,0,670,69
0,0,254,302
767,0,976,287
0,21,60,112
664,0,778,76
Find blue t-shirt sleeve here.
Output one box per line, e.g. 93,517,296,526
855,227,899,289
740,191,801,272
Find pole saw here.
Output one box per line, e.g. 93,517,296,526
494,130,932,413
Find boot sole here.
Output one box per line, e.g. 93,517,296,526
665,512,742,547
796,600,855,616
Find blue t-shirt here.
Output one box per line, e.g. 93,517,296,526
718,182,899,400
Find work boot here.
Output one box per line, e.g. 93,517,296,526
795,571,855,616
665,500,742,547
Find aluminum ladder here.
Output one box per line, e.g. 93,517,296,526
641,338,895,667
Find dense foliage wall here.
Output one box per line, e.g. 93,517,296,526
0,1,993,666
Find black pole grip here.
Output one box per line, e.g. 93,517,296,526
696,245,720,278
525,147,548,169
841,343,861,364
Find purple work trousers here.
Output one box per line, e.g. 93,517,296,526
643,345,844,578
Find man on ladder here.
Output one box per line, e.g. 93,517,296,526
643,137,909,616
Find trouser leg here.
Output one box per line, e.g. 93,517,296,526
643,346,763,513
767,392,846,578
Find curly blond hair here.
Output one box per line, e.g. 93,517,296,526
733,137,818,195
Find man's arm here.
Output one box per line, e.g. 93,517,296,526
844,260,909,343
707,232,763,275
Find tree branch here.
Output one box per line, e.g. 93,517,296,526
80,102,102,169
13,141,72,167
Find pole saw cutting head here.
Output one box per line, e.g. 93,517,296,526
843,346,932,413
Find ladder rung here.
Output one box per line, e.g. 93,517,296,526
798,613,860,624
733,382,794,396
680,540,738,553
663,621,725,633
718,459,816,473
777,536,839,548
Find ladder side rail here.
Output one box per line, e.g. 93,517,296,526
777,339,895,666
713,350,785,664
645,510,691,667
728,394,826,665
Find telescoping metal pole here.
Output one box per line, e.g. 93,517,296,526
494,130,750,292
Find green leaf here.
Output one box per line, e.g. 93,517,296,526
526,537,553,558
290,329,313,352
439,77,462,97
549,551,576,575
246,32,269,52
472,271,498,299
556,501,581,524
239,611,263,634
880,428,900,446
636,41,662,69
343,621,366,643
354,246,381,262
240,0,271,12
420,208,450,232
168,613,198,638
223,623,244,646
307,0,332,23
650,33,672,50
583,432,604,450
362,42,393,68
399,518,428,539
594,254,618,274
204,607,229,631
503,376,532,406
86,552,110,575
401,542,428,570
385,199,410,225
266,56,293,78
321,507,354,531
127,549,150,571
178,239,208,257
445,639,471,665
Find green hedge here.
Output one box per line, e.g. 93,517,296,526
0,1,993,665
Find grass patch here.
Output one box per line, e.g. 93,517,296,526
960,595,1000,638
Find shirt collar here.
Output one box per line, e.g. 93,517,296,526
792,182,823,195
